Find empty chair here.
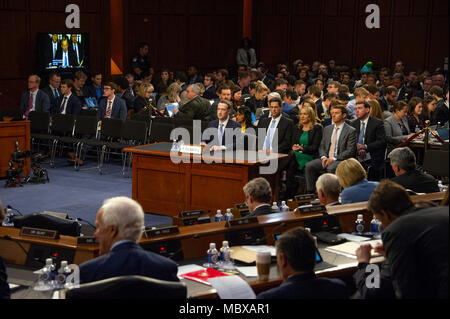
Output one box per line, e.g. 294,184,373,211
48,114,76,167
148,117,174,143
29,111,51,153
64,275,187,299
423,150,449,178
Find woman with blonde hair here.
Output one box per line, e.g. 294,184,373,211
134,83,154,114
245,80,269,113
157,82,182,112
367,99,383,120
335,158,379,204
285,105,323,199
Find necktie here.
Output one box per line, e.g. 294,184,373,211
60,97,68,114
105,100,112,118
53,88,59,98
74,44,80,64
64,53,68,67
218,124,224,145
25,92,33,118
264,119,277,150
358,122,366,144
328,126,339,159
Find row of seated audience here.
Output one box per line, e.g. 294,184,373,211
3,175,447,299
18,58,448,199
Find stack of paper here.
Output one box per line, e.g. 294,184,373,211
325,239,382,259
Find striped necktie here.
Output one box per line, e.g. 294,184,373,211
105,100,113,118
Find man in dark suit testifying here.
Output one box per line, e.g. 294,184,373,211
56,79,82,116
20,75,51,119
243,178,277,216
96,82,127,121
305,104,357,192
257,97,294,154
55,37,76,68
202,99,241,151
351,101,386,181
79,196,179,284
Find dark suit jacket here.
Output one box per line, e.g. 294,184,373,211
257,115,294,154
382,206,449,298
41,85,61,114
203,86,217,100
291,124,323,158
84,84,104,100
97,96,127,121
257,272,349,299
435,100,449,125
175,96,211,121
397,85,411,102
250,204,276,216
55,48,77,67
0,256,10,299
56,94,82,116
350,116,386,167
20,89,51,116
68,41,84,67
378,96,390,112
203,118,241,149
315,98,325,120
319,122,357,160
391,170,439,194
79,241,179,284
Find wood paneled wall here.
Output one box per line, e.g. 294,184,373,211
0,0,110,110
254,0,448,73
123,0,243,75
0,0,447,112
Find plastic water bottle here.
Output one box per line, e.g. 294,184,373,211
224,209,233,221
355,214,365,235
171,139,179,152
370,216,380,235
280,201,289,212
205,243,219,268
415,125,419,133
2,208,14,227
56,260,71,288
214,210,223,222
219,240,230,262
39,258,56,290
272,202,280,213
304,227,317,247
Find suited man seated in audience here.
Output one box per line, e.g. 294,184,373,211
378,85,398,118
305,104,357,193
243,178,278,216
257,97,294,155
388,147,439,194
366,180,448,298
315,173,341,207
201,99,241,151
41,72,62,114
257,227,350,299
175,84,211,121
79,196,179,284
335,158,379,204
20,74,51,119
0,201,11,299
351,101,386,181
96,82,127,121
55,79,82,116
84,72,105,102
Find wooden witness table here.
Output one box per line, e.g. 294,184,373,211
0,120,31,177
123,142,289,216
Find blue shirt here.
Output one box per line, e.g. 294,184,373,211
340,179,379,204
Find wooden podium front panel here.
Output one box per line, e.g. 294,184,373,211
133,155,186,216
0,121,31,177
190,163,248,214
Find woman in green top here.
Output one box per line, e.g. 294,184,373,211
285,105,323,199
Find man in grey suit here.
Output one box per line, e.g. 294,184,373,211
305,104,357,192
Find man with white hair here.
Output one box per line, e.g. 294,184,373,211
315,173,342,206
175,84,211,121
79,196,179,284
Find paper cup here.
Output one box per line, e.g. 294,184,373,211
256,251,271,281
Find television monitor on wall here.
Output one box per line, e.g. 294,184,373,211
37,33,89,72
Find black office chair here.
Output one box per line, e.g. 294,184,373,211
148,117,174,143
423,150,449,178
29,111,51,153
48,114,76,167
64,275,187,299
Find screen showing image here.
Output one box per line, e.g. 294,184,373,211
37,33,89,71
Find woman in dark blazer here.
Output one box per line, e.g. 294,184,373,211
285,105,323,199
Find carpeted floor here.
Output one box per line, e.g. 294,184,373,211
0,156,172,228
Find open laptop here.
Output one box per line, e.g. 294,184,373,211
85,97,99,108
274,233,335,271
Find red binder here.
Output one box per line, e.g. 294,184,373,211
180,268,230,286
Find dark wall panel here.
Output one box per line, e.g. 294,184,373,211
254,0,448,73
